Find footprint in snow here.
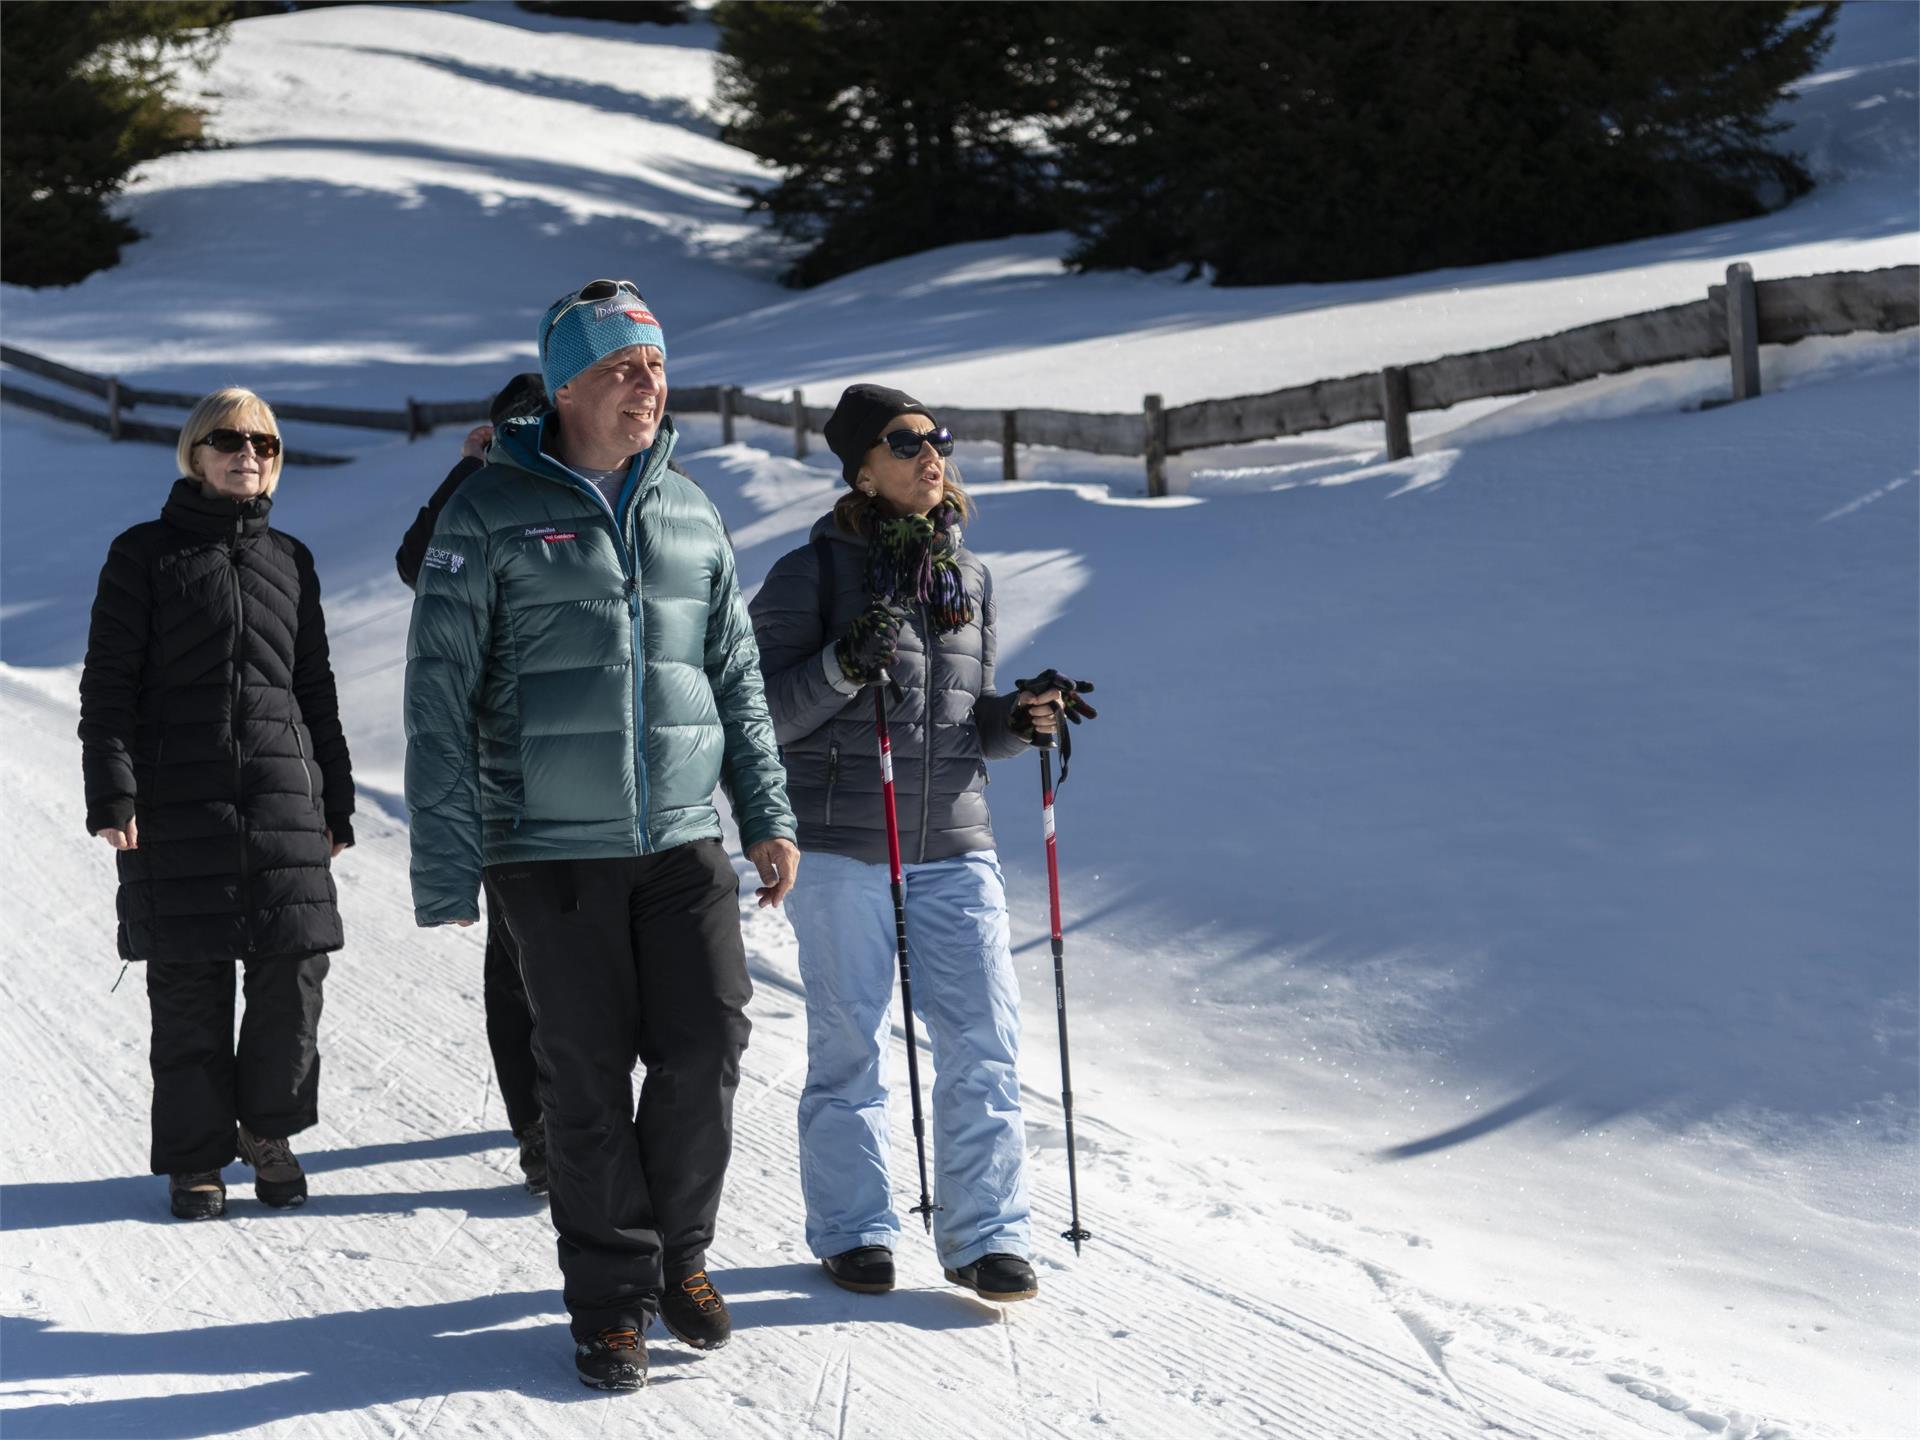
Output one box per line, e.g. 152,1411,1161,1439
1605,1372,1795,1439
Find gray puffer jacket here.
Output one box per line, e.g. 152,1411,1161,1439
750,512,1031,866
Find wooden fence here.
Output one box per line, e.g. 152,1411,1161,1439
4,262,1912,487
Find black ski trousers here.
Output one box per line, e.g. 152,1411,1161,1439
480,876,541,1135
487,839,752,1340
146,954,328,1175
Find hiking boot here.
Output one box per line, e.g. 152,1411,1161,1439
575,1326,647,1390
944,1253,1038,1302
822,1246,894,1295
660,1269,731,1350
514,1119,549,1197
236,1123,307,1208
168,1170,226,1220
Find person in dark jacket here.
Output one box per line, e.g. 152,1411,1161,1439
405,280,798,1391
79,386,354,1222
395,372,546,588
396,372,551,1196
749,383,1095,1304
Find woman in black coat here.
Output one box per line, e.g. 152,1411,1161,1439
79,387,354,1220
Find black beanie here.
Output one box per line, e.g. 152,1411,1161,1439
489,372,549,426
823,383,933,486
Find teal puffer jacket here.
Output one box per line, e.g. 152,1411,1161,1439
405,414,794,925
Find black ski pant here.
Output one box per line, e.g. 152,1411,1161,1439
146,953,328,1176
487,840,752,1340
480,877,542,1135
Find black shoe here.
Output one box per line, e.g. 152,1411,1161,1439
575,1326,647,1390
168,1170,226,1220
944,1253,1038,1302
660,1270,731,1351
236,1124,307,1208
822,1246,894,1294
514,1119,549,1197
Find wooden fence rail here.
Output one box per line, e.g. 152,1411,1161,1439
0,380,353,466
4,263,1912,490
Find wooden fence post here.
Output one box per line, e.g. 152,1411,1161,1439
1143,394,1168,497
1725,262,1761,402
1379,366,1412,460
406,398,424,441
1001,410,1018,481
106,377,122,442
791,388,807,458
719,385,735,445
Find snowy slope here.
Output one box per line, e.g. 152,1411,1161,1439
669,0,1920,414
2,4,1916,1438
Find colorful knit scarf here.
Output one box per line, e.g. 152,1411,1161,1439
864,502,973,634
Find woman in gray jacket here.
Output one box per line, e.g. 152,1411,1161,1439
750,384,1092,1303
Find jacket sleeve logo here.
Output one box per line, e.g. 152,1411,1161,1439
423,546,466,574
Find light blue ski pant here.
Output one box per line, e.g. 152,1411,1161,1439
785,848,1030,1269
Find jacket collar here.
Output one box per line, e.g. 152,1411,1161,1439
161,477,272,536
492,413,679,513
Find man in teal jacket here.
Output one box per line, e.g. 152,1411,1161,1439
405,280,798,1391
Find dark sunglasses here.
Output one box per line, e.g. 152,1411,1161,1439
542,278,644,356
875,426,954,460
196,428,282,458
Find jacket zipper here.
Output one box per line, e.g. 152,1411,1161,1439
825,742,839,827
292,719,315,807
918,603,934,864
625,563,646,855
229,519,253,954
538,455,650,855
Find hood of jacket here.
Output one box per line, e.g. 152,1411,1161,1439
490,412,677,519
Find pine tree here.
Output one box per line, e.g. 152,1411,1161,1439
1,1,231,288
713,1,1066,287
514,3,688,23
1052,2,1838,286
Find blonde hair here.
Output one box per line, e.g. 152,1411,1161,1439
833,457,974,537
175,387,284,495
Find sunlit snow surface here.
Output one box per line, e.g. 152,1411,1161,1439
1,4,1915,1437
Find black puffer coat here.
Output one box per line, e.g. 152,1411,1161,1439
79,480,354,962
749,512,1029,867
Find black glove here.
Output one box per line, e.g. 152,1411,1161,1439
835,601,908,686
1010,669,1098,739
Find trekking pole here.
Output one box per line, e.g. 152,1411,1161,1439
874,673,938,1232
1037,718,1093,1254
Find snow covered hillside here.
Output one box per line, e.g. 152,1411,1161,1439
3,4,1915,1438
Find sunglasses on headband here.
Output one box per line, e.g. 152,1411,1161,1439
195,428,282,458
541,278,645,357
874,426,954,460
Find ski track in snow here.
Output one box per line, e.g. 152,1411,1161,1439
0,663,1725,1438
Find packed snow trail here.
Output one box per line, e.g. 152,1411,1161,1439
0,663,1601,1440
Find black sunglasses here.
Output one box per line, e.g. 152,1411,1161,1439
542,278,644,356
196,428,282,458
875,426,954,460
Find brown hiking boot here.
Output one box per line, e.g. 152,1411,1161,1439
237,1123,308,1208
575,1326,647,1390
660,1269,731,1350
